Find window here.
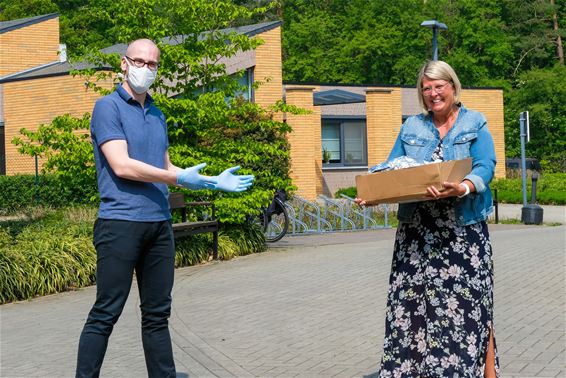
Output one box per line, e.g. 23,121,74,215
322,120,367,166
189,67,254,102
234,68,254,101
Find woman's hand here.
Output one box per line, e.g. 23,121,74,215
426,180,474,199
354,197,367,207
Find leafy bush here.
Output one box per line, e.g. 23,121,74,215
0,174,96,215
334,186,357,199
492,173,566,205
0,207,97,303
12,114,99,202
0,206,266,304
335,173,566,205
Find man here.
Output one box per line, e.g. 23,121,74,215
76,39,253,378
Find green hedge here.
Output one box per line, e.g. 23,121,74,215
0,174,97,215
0,206,265,304
334,173,566,205
334,186,357,199
492,173,566,205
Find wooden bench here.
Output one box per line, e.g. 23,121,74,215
168,192,219,259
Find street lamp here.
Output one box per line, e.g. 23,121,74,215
420,20,448,61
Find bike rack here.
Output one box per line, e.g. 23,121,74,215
283,202,309,234
289,196,332,234
318,195,356,231
338,194,378,229
282,194,391,235
339,194,390,229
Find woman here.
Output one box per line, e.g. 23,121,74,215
357,60,499,377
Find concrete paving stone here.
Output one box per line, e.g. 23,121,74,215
295,358,325,370
548,352,566,366
535,368,565,378
498,342,516,353
1,224,564,378
519,347,554,360
520,363,549,376
507,345,530,356
305,361,338,375
502,362,530,375
544,331,566,343
532,351,563,364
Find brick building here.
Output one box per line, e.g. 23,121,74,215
0,13,505,200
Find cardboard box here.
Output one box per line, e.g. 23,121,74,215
355,158,472,205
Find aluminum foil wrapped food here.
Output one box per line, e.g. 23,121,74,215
368,156,430,173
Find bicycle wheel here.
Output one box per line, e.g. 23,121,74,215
250,210,269,233
264,198,289,242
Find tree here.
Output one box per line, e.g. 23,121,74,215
501,0,566,75
281,0,515,86
14,0,297,224
504,65,566,172
0,0,58,20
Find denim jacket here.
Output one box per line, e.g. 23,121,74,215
387,105,496,226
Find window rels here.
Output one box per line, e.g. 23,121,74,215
321,120,367,167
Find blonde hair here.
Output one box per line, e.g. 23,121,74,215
416,60,462,114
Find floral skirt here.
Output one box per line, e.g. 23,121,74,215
378,199,500,377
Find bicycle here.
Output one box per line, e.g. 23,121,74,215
257,189,289,242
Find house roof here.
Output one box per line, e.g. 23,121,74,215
285,82,501,118
101,20,283,55
0,13,59,34
0,20,282,83
284,84,423,117
313,89,366,106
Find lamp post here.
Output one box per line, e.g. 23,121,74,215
420,20,448,60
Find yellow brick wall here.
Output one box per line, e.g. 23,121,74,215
0,17,60,77
3,75,112,174
253,26,283,113
312,88,323,196
461,89,506,178
365,88,403,166
364,88,505,178
285,86,321,200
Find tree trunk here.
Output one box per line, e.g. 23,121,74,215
551,0,564,65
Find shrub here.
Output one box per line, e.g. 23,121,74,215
334,186,357,198
0,207,97,303
0,174,96,215
0,206,266,304
491,173,566,205
335,174,566,205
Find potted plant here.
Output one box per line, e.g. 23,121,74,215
322,148,331,164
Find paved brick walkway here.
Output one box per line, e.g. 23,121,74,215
1,224,564,377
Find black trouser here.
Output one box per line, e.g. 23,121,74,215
76,219,176,378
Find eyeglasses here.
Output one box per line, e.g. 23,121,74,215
422,82,451,96
125,56,159,71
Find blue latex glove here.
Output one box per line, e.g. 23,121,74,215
176,163,218,190
213,166,254,192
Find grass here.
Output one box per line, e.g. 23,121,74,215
0,206,266,304
0,206,97,303
492,173,566,205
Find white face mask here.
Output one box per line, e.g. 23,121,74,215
126,61,157,94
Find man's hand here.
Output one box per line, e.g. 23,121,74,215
213,166,254,192
176,163,218,190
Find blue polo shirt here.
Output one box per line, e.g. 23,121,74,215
91,84,171,221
